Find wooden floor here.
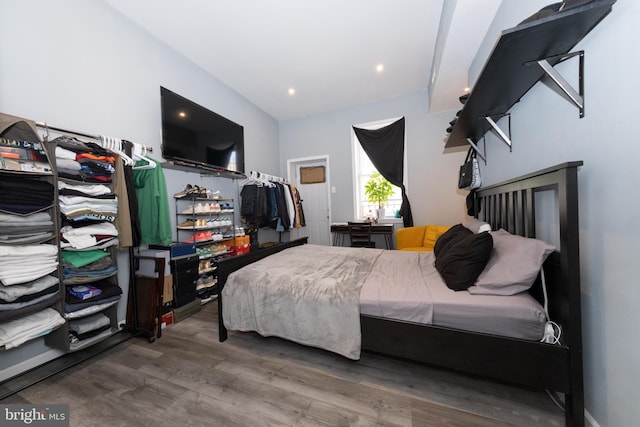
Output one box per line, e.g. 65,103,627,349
2,302,565,426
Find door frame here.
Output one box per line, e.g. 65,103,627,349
287,155,332,243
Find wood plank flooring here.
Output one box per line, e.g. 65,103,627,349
2,302,565,426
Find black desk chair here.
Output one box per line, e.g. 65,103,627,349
348,221,376,248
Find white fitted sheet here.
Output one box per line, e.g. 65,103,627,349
359,251,546,341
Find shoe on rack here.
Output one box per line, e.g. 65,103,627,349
196,232,213,242
174,184,194,199
194,203,207,214
206,189,221,200
177,220,196,228
197,247,212,258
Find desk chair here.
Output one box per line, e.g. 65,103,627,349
348,221,376,248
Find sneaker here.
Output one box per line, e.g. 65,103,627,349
173,184,194,199
197,247,212,258
181,206,196,214
206,189,221,200
196,232,213,242
177,220,196,228
194,203,206,214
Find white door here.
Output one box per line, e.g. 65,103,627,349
287,156,331,245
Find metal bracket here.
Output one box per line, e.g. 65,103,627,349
483,113,512,151
532,50,585,118
466,137,486,164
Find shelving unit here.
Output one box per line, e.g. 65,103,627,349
0,134,66,381
446,0,616,154
56,176,122,353
174,195,240,303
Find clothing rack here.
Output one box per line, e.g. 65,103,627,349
34,121,153,154
35,120,151,344
248,170,288,184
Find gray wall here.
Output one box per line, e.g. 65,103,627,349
0,0,280,322
2,0,636,424
472,1,639,425
279,91,468,226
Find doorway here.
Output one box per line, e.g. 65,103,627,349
287,155,331,245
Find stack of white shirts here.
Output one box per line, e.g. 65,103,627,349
60,222,119,250
0,308,65,349
0,244,58,285
59,195,118,220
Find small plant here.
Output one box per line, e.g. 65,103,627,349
364,172,394,209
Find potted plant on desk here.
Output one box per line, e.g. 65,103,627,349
364,172,394,221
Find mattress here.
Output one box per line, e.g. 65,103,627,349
359,250,546,340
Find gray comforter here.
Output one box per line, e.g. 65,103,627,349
222,244,382,360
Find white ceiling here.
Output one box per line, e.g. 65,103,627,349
103,0,504,121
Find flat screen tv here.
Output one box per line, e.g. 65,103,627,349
160,86,245,174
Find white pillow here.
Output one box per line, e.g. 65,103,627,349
462,218,491,234
467,229,555,295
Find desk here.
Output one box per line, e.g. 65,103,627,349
331,223,394,249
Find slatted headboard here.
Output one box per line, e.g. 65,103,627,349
474,161,582,346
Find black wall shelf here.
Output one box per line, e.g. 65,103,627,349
445,0,616,149
161,160,246,180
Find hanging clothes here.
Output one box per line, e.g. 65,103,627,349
122,140,142,247
291,185,306,228
238,171,306,233
240,184,266,226
132,156,172,246
112,153,133,248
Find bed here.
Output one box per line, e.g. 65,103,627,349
217,161,584,427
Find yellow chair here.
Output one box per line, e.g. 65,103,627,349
396,225,450,251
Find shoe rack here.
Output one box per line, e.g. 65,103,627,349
174,192,242,301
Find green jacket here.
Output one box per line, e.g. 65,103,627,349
133,158,172,246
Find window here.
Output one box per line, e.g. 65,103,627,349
352,118,406,221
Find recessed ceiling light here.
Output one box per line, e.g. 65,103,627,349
288,88,296,96
376,64,384,73
464,87,470,93
178,111,187,118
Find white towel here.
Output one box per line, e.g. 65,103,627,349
0,308,65,349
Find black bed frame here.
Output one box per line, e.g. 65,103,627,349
218,161,584,427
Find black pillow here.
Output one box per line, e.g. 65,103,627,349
435,230,493,291
434,224,470,258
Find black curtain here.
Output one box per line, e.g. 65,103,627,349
353,117,413,227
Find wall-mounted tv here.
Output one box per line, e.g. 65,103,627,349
160,86,245,174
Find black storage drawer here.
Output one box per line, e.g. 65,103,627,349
170,255,199,274
173,279,196,297
172,291,197,308
173,270,197,291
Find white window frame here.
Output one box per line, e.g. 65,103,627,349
351,117,407,223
